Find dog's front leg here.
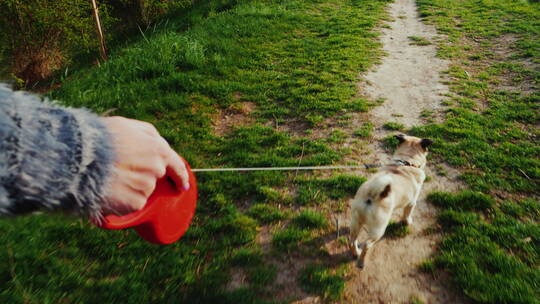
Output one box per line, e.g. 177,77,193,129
357,241,368,268
357,237,379,269
349,215,362,258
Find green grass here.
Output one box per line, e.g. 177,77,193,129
327,129,348,144
410,296,425,304
428,191,495,212
418,259,436,274
382,121,405,131
298,264,345,300
383,134,400,151
385,221,410,238
291,210,327,229
294,174,366,206
353,122,374,138
414,0,540,191
413,0,540,302
420,109,433,118
272,227,311,251
247,264,278,285
408,35,431,46
230,247,264,267
8,0,539,302
427,191,540,304
247,204,288,224
0,0,392,302
256,186,288,203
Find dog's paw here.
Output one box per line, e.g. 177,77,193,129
400,219,413,226
350,240,362,258
350,244,358,258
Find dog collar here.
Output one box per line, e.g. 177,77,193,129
393,159,421,168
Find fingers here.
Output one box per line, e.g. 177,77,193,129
102,116,191,216
154,132,190,191
120,168,157,197
138,121,160,136
166,149,190,191
110,116,160,136
105,180,147,215
120,189,147,212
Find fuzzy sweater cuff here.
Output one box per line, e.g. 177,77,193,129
0,84,114,220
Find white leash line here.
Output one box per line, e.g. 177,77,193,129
192,165,379,172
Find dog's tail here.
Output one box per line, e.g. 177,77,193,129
369,175,392,202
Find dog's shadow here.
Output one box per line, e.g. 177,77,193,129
306,226,352,266
309,222,412,267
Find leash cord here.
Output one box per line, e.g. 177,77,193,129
192,164,381,172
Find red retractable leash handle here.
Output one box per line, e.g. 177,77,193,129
98,157,197,245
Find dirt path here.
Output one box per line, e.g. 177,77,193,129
365,0,449,129
327,0,468,303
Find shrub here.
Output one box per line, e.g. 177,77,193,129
111,0,193,27
0,0,193,84
0,0,115,84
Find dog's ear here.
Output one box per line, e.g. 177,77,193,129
421,138,433,149
394,134,406,144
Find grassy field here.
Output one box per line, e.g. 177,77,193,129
2,0,538,302
0,0,390,302
413,0,540,302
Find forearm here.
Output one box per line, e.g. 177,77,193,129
0,84,114,220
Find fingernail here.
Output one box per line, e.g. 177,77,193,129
182,184,190,191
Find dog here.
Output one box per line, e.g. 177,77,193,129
349,134,433,268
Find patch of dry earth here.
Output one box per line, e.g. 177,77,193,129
332,0,469,302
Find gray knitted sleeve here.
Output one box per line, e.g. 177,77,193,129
0,84,115,220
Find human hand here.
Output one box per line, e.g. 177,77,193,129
101,116,189,215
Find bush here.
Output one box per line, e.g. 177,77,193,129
0,0,193,84
111,0,192,27
0,0,114,84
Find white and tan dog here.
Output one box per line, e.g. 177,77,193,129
349,134,433,268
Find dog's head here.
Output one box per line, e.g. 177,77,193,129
393,134,433,168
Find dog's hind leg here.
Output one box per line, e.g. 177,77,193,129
403,189,422,225
402,204,416,225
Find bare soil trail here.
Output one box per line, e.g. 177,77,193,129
325,0,469,303
365,0,449,129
